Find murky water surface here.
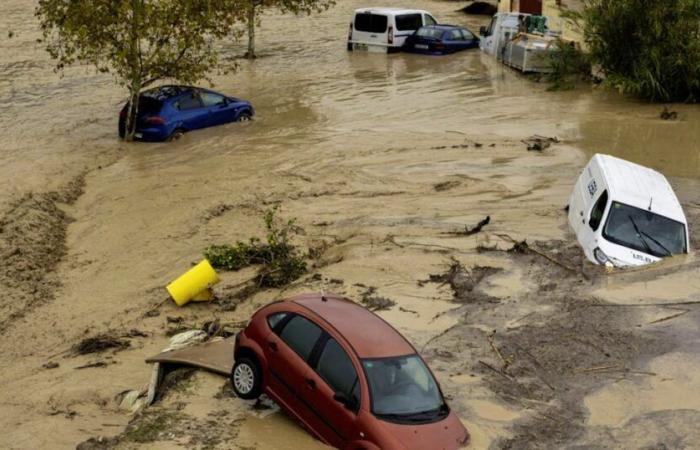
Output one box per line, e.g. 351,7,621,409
1,0,700,449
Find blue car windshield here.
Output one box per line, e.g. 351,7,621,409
416,28,443,39
603,201,687,257
363,355,446,422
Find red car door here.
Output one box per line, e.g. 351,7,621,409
263,314,330,442
304,335,363,448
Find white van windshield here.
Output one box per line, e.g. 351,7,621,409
355,13,388,33
396,13,423,31
603,202,687,257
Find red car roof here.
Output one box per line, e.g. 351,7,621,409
289,293,416,359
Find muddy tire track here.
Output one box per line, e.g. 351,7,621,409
0,174,85,332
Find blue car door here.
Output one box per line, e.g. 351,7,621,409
445,29,466,51
199,91,234,126
460,29,478,49
173,92,209,130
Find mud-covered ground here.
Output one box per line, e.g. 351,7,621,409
2,0,700,449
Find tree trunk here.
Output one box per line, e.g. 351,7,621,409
125,82,141,142
246,1,256,59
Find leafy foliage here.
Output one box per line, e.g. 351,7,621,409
204,206,307,288
35,0,245,139
546,40,592,91
571,0,700,102
243,0,335,58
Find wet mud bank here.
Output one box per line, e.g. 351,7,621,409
421,239,687,449
0,174,85,330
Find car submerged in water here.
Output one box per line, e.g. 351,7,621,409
403,25,480,55
568,154,690,268
232,293,470,449
118,85,254,142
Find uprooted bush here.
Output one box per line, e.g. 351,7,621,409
204,206,307,288
570,0,700,102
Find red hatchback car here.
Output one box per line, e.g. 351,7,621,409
232,293,470,449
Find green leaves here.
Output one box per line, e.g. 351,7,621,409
36,0,247,139
204,206,307,288
578,0,700,102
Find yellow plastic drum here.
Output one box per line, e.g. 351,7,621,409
166,260,220,307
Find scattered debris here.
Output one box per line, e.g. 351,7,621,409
76,436,119,450
360,287,396,311
75,361,110,370
427,259,502,303
72,333,130,355
460,2,497,16
508,239,530,254
523,135,560,151
116,389,149,413
122,409,182,443
660,106,678,120
444,215,490,236
433,180,461,192
202,203,235,221
399,306,419,315
42,361,59,369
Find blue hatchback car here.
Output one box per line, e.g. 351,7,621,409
118,85,254,142
403,25,479,55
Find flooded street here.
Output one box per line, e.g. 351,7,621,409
1,0,700,449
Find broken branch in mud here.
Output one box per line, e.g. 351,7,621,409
488,330,513,374
443,216,490,236
648,309,689,324
574,365,657,377
593,300,700,307
479,360,515,382
495,233,586,278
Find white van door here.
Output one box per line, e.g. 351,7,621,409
479,15,499,54
582,189,609,260
352,12,388,50
393,13,428,47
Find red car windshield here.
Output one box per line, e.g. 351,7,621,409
363,355,447,423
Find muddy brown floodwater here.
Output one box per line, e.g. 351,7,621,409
1,0,700,449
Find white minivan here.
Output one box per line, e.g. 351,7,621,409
347,8,438,53
568,154,690,267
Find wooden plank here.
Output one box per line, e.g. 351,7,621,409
146,337,235,376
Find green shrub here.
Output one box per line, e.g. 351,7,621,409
204,206,307,288
546,39,592,91
573,0,700,102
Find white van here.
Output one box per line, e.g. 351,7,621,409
479,12,530,57
347,8,438,53
568,154,690,267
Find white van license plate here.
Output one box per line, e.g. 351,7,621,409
415,44,429,50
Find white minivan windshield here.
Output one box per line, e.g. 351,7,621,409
603,202,687,257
